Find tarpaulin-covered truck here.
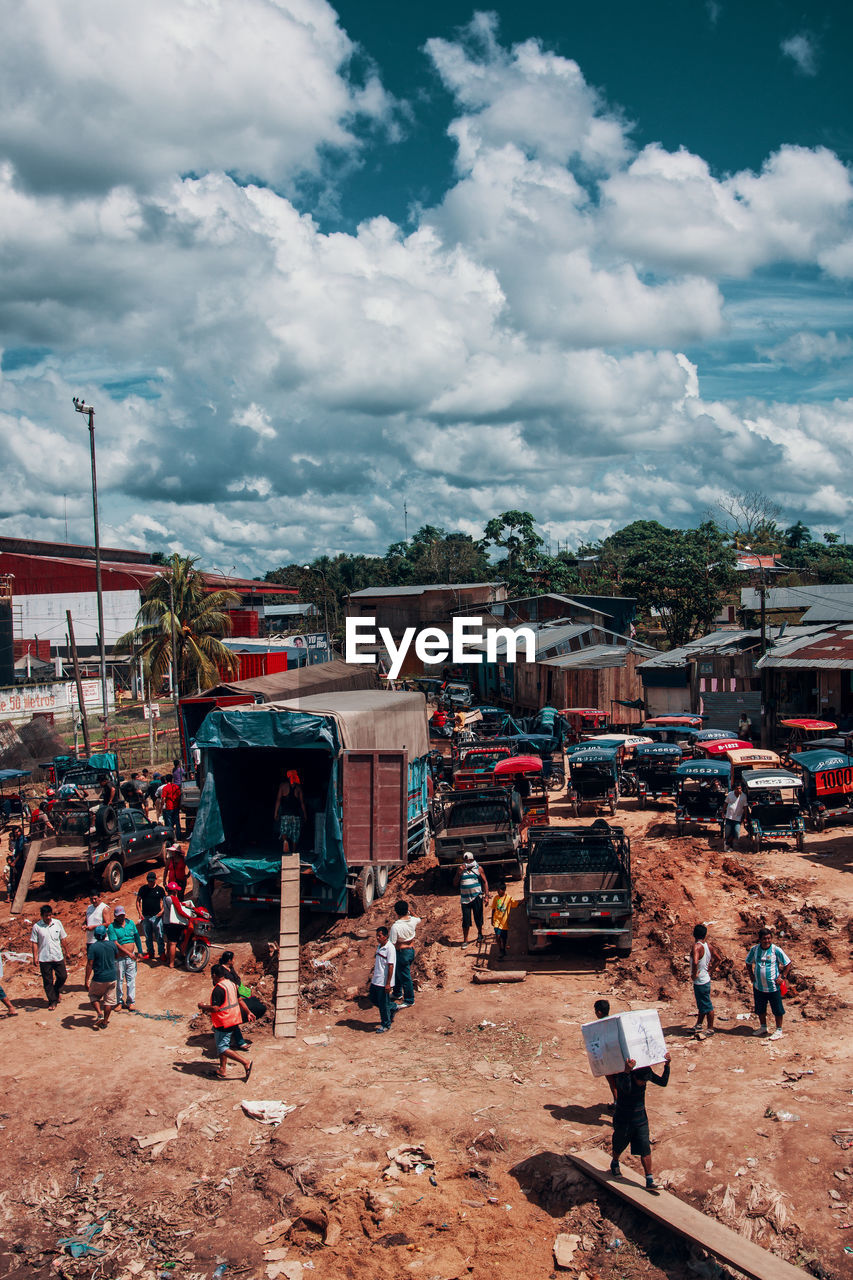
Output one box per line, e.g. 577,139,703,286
186,690,431,914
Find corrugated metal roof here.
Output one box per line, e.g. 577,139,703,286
742,584,853,613
541,645,630,669
349,582,504,598
757,624,853,669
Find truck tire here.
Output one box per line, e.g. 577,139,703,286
814,812,825,832
352,866,376,914
637,793,646,810
615,930,633,958
95,804,118,839
375,865,389,898
676,821,685,837
571,799,579,817
101,858,125,892
608,798,618,816
796,831,805,852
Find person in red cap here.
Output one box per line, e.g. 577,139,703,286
164,881,194,967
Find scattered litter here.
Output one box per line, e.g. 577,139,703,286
302,1035,330,1046
134,1127,179,1150
765,1109,800,1123
605,1237,622,1251
57,1215,109,1259
0,951,31,964
241,1101,296,1125
131,1008,183,1022
213,1267,228,1279
254,1221,293,1246
384,1145,434,1178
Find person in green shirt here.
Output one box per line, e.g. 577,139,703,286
108,906,144,1011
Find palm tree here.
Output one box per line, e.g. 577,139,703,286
117,554,241,695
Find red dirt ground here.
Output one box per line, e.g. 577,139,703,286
1,789,851,1280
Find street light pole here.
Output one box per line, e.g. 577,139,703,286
73,397,109,736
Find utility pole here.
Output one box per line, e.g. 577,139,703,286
758,564,768,748
67,611,91,756
73,398,109,733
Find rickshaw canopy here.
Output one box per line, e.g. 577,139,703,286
580,734,651,748
568,747,619,766
780,718,837,731
635,742,683,759
643,715,703,728
726,748,781,767
675,760,731,780
740,768,802,790
790,749,853,773
0,769,31,783
701,739,751,756
694,728,738,742
493,754,543,776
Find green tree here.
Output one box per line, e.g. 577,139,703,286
784,520,811,549
480,510,544,592
116,554,240,694
619,522,737,648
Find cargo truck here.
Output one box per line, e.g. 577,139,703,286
187,689,431,914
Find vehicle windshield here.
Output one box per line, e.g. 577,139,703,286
459,750,508,769
447,801,508,827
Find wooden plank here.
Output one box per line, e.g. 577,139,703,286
568,1149,805,1280
11,839,43,915
274,855,300,1039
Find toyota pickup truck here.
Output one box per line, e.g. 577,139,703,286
525,820,632,955
35,804,170,892
433,787,524,881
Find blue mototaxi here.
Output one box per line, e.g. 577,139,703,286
693,729,738,744
567,746,620,817
634,743,683,807
741,768,806,852
673,759,730,836
789,749,853,831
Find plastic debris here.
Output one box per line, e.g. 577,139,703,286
605,1236,622,1250
213,1267,228,1279
554,1234,581,1268
241,1101,296,1125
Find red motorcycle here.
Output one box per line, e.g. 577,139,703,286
169,899,212,972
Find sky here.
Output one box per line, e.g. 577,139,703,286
0,0,851,574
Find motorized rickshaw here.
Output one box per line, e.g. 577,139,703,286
639,724,703,756
779,718,837,755
693,728,738,744
453,744,512,791
488,734,565,790
634,742,683,807
493,754,550,826
725,747,782,787
790,749,853,831
559,708,609,743
0,768,31,831
673,760,730,836
741,768,805,851
567,746,620,816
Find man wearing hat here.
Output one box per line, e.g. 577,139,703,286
107,905,144,1010
88,925,119,1028
453,852,489,949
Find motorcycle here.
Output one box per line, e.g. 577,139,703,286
174,902,212,971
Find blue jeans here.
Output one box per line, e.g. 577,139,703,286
115,956,137,1005
142,914,164,958
369,982,394,1029
392,947,415,1003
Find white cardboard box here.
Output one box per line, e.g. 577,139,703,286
580,1009,667,1077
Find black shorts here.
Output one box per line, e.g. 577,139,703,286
165,922,184,942
461,896,484,931
612,1118,651,1158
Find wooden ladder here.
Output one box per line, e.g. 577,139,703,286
274,856,300,1038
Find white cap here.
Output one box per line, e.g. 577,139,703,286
462,851,474,862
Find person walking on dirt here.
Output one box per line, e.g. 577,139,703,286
609,1052,672,1189
7,827,26,900
490,881,518,958
197,963,254,1080
88,925,119,1028
136,872,166,961
368,925,396,1033
746,928,791,1040
161,778,182,839
163,844,188,898
722,782,747,851
108,906,144,1010
30,904,67,1010
690,923,719,1036
83,891,110,987
594,999,618,1106
454,851,489,948
273,769,307,855
389,900,420,1006
0,953,17,1017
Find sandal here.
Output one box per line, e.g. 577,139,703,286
244,1061,253,1083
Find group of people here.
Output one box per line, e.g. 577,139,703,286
106,761,184,838
691,920,792,1041
368,900,421,1032
453,851,519,954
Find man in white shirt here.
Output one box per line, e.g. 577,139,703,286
31,903,68,1009
83,891,110,986
723,782,747,851
389,899,421,1007
367,925,396,1033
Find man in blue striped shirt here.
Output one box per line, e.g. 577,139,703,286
453,852,489,948
746,929,791,1041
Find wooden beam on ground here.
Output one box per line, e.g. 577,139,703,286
11,838,44,915
273,858,300,1038
568,1148,805,1280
